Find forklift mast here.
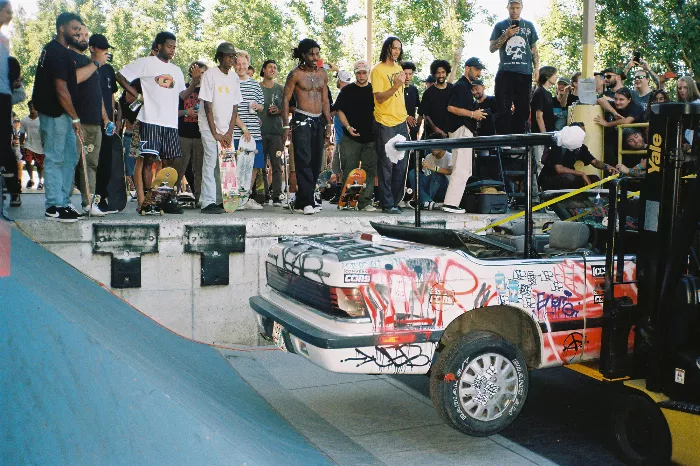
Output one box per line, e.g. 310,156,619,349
612,103,700,402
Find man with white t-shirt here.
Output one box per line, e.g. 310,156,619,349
20,100,45,190
198,42,241,214
116,31,200,210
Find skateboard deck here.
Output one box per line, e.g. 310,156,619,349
105,134,128,212
220,143,240,212
338,163,367,209
177,191,196,208
276,147,293,213
236,137,257,208
140,167,177,215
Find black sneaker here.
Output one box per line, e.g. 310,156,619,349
201,203,225,214
26,180,34,189
10,193,21,207
67,204,86,218
162,199,184,214
45,206,79,223
382,207,401,215
36,182,43,190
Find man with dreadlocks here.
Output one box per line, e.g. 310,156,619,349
281,38,331,215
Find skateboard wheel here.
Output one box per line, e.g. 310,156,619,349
159,210,164,215
140,210,145,216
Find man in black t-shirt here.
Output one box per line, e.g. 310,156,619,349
470,79,498,137
539,140,617,191
530,66,557,175
402,62,420,141
419,60,454,137
334,59,377,211
441,57,486,214
32,12,103,222
70,25,111,216
178,61,207,202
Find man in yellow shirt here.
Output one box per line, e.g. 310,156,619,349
371,36,408,214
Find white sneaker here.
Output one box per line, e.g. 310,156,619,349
363,205,378,212
246,198,263,210
303,205,315,215
85,196,106,217
398,200,408,208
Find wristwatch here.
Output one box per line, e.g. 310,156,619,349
92,60,100,68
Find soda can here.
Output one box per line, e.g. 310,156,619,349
105,121,116,137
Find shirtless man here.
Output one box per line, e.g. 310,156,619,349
281,38,332,215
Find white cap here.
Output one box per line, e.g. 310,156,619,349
337,70,353,83
353,59,370,73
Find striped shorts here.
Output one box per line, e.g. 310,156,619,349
138,121,181,160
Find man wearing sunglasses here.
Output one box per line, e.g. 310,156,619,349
630,71,654,106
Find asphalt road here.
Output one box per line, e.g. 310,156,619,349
394,366,625,465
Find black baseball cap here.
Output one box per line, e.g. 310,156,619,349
88,34,112,50
465,57,485,70
471,78,485,86
602,67,625,77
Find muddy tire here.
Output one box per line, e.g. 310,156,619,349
430,331,529,436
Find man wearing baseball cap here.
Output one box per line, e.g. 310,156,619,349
489,0,539,135
440,57,486,214
333,59,377,211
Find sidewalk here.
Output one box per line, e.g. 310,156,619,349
220,346,557,466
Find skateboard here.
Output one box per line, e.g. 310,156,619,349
105,134,128,212
276,146,293,213
78,138,93,218
314,168,332,208
177,191,197,208
140,167,177,215
220,142,240,212
338,162,367,209
235,137,257,209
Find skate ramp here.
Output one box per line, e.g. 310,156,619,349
0,221,330,465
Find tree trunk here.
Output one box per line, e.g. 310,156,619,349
450,43,463,83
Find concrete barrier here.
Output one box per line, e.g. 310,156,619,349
16,211,555,345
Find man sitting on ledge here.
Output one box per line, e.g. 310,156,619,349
538,123,618,191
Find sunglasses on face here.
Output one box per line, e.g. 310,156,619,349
604,75,614,79
634,75,647,80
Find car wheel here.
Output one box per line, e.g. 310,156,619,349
430,331,529,436
611,392,671,465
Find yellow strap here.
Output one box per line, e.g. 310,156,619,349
474,174,621,233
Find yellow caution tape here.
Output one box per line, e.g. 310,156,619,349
474,173,621,233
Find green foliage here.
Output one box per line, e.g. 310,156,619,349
538,0,699,80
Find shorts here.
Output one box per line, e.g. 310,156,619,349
235,138,265,168
21,148,46,169
138,121,181,160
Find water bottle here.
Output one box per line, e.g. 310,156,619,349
105,121,116,137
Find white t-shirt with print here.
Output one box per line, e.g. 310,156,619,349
20,116,44,154
120,56,186,129
198,67,243,134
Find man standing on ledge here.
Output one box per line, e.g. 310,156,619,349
281,38,331,215
371,36,408,215
489,0,539,135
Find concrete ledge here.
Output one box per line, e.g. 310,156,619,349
15,207,556,345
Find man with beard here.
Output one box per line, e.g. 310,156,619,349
441,57,486,214
371,36,408,214
470,79,498,137
419,60,453,138
116,31,198,211
32,12,92,222
281,38,332,215
69,24,111,216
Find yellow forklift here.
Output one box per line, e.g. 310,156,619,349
573,102,700,465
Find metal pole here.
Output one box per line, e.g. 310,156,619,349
366,0,372,64
524,147,533,258
582,0,595,79
414,150,421,227
395,132,555,152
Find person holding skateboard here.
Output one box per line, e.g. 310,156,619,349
371,36,409,215
334,59,377,212
281,38,332,215
116,31,199,212
198,42,241,214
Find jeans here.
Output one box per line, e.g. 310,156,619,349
407,169,449,204
374,121,409,208
198,124,223,209
262,134,283,200
444,125,474,207
495,70,532,135
291,113,324,209
123,132,135,177
338,136,377,209
40,113,78,208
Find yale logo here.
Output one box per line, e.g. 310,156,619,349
648,133,662,174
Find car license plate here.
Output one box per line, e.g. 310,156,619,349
272,321,288,351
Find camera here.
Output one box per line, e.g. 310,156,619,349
633,51,641,63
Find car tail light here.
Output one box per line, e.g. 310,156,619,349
332,287,369,318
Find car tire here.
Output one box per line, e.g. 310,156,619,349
610,392,671,465
430,331,529,437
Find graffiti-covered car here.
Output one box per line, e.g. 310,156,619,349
249,222,637,436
